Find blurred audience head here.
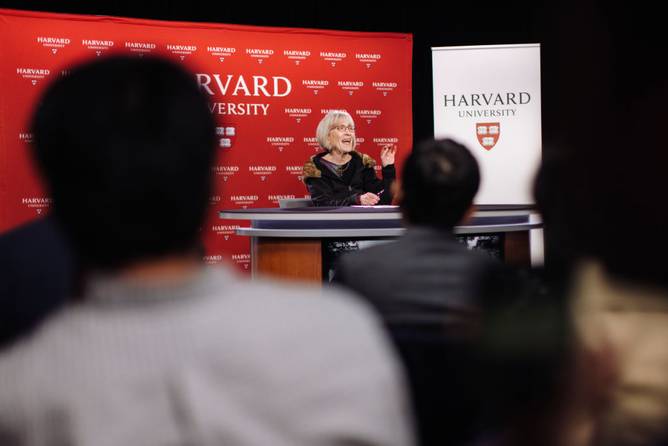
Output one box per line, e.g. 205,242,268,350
400,138,479,230
536,86,668,290
535,1,668,290
30,55,216,271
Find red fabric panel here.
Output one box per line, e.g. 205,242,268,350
0,8,413,273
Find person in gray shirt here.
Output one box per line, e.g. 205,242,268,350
0,55,413,446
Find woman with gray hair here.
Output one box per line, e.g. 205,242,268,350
303,110,396,206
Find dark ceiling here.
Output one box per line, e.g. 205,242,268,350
0,1,660,147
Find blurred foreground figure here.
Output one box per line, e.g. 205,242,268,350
0,55,413,446
534,20,668,440
567,85,668,446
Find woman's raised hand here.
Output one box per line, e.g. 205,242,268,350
380,145,396,167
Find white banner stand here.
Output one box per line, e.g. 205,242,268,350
432,43,543,265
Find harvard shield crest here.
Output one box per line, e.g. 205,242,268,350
476,122,500,151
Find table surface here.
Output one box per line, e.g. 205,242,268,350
220,206,537,221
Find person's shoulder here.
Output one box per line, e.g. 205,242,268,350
409,227,497,262
213,276,411,445
344,240,400,264
336,240,404,281
202,267,381,337
303,154,324,180
216,274,395,371
0,217,65,255
351,150,376,168
0,304,74,398
227,274,378,328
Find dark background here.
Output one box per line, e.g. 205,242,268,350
1,1,656,148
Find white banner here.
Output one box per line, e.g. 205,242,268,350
432,44,541,205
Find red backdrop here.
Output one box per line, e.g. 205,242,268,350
0,9,413,273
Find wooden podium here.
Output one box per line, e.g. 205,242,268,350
220,206,541,283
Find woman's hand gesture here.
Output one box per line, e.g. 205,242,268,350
380,145,396,167
359,192,380,205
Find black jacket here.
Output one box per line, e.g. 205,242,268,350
0,217,75,348
302,151,395,206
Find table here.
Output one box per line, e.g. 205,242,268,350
220,206,541,282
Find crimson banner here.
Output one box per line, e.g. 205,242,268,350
0,9,413,273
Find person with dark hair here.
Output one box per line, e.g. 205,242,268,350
400,139,479,230
334,138,491,325
334,138,498,445
0,55,413,446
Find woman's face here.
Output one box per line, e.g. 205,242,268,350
327,119,355,153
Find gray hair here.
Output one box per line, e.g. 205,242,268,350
315,110,356,152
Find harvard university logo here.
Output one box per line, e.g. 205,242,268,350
476,122,500,151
